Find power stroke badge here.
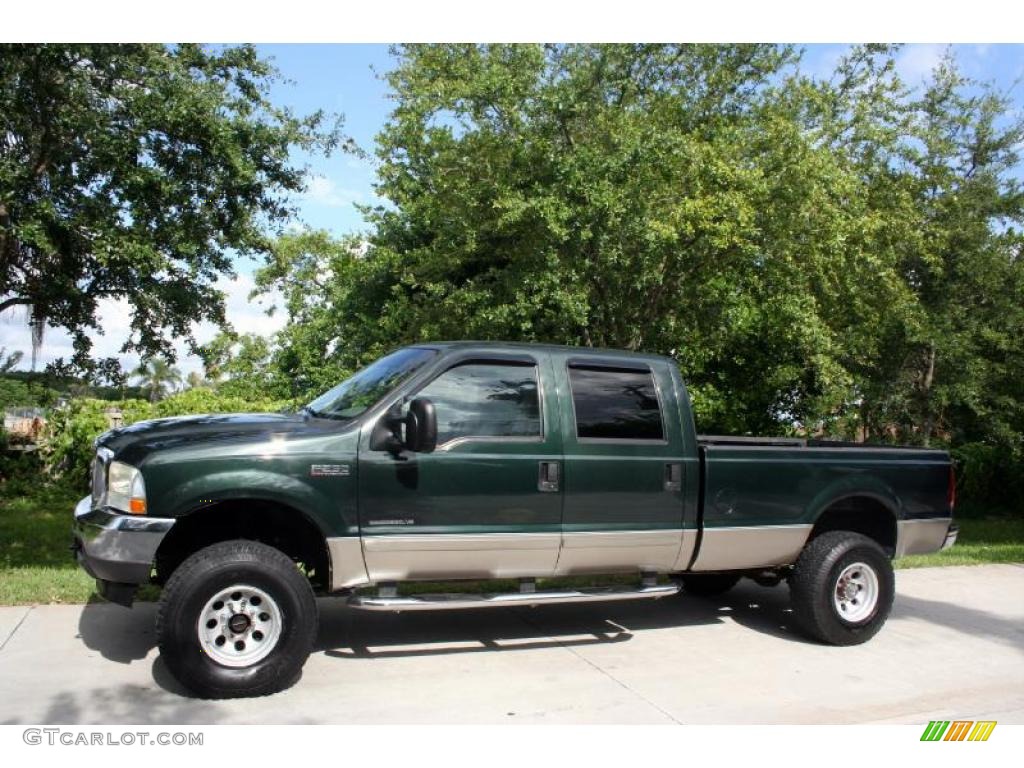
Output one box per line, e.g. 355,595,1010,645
309,464,351,477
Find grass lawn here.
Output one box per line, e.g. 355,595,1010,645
0,477,1021,605
894,517,1024,568
0,479,96,604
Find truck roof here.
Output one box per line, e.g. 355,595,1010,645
415,340,673,363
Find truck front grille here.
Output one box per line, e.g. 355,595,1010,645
91,447,112,506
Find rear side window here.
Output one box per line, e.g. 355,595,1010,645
416,362,541,445
568,366,664,441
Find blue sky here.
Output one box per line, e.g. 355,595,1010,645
258,44,395,239
3,44,1023,379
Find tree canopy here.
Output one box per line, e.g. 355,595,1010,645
254,44,1024,459
4,43,1022,508
0,43,342,371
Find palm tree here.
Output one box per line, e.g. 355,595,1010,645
134,358,183,403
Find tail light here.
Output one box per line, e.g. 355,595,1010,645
947,463,957,515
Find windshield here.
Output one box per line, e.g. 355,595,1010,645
305,347,438,420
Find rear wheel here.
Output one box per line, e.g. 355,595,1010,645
789,531,894,646
156,539,317,698
680,573,742,597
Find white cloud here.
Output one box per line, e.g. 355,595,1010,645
0,272,287,379
302,174,364,208
897,44,948,85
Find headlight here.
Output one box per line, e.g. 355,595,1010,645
106,461,147,514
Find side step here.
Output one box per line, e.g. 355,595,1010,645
347,582,680,612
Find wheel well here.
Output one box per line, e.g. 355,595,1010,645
154,500,331,591
810,496,897,556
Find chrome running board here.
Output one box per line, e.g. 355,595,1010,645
347,583,680,612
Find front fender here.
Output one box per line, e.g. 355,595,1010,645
160,468,356,536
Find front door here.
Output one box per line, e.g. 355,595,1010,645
553,355,688,575
358,352,563,581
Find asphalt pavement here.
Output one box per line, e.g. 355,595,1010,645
0,564,1021,724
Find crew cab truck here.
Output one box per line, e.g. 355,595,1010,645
72,342,958,698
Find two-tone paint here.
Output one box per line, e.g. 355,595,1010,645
82,342,956,595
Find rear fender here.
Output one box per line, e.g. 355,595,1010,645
805,476,902,525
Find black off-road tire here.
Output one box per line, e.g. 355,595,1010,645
156,539,318,699
680,573,742,597
789,531,895,646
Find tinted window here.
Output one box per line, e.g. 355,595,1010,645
417,363,541,444
306,347,437,420
569,366,664,440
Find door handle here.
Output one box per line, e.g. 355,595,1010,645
664,462,682,492
538,461,560,492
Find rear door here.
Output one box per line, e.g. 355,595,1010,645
553,355,688,574
358,351,564,581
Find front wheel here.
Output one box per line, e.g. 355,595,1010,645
789,531,894,646
156,539,318,698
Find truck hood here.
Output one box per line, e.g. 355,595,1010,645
96,412,325,465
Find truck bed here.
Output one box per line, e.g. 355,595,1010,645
688,435,952,572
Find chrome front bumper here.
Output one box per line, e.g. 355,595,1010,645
72,495,175,604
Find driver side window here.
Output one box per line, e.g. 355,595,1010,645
415,362,541,445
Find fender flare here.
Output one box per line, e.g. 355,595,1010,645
805,476,902,527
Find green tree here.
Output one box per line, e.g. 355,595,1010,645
186,371,208,390
818,50,1024,448
0,44,342,369
252,229,376,396
293,44,914,431
899,56,1024,448
134,357,183,403
252,43,1024,472
200,330,290,400
0,347,23,373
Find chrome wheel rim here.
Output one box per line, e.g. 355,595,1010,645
197,584,283,668
833,562,879,623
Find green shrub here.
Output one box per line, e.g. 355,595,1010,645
152,388,291,419
0,444,45,498
0,377,59,410
42,389,291,488
951,441,1024,517
42,398,153,482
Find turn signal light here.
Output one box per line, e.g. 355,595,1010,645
129,497,147,514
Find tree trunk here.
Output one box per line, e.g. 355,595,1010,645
921,343,936,447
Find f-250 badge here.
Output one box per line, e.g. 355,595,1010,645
309,464,350,477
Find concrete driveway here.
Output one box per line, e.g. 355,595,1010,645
0,564,1021,725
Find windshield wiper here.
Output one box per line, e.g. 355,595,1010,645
302,404,353,421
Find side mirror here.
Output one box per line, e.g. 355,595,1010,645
404,398,437,453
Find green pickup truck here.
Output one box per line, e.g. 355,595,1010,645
72,341,958,698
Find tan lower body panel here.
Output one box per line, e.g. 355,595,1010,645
555,529,686,575
895,517,953,557
689,524,813,571
361,532,561,582
327,536,372,591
